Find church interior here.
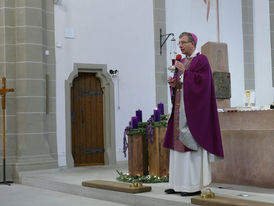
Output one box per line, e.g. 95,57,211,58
0,0,274,205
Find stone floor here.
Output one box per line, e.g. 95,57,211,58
0,184,130,206
7,163,274,206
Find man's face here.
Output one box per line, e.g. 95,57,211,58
179,36,194,55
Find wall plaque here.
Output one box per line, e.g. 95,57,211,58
213,72,231,99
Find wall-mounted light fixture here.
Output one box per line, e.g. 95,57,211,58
109,69,120,109
53,0,62,5
160,28,175,55
109,69,118,78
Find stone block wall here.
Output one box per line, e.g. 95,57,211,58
154,0,168,113
0,0,57,181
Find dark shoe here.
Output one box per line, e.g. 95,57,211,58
181,191,201,196
164,188,181,194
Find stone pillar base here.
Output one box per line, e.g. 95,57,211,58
14,155,58,183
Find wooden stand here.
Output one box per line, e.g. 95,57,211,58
148,126,169,177
128,133,148,176
0,77,14,185
82,180,151,193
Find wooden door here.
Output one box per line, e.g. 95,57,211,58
71,73,104,166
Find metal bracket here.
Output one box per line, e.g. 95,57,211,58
160,28,174,55
78,147,105,155
75,88,103,99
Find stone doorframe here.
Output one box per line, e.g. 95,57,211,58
65,63,116,167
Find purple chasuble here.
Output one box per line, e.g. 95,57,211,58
163,53,224,158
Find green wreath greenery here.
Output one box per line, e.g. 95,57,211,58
152,121,168,128
116,170,169,183
127,128,146,136
138,122,148,128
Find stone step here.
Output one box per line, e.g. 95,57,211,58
18,166,274,206
0,184,130,206
0,184,129,206
192,196,274,206
20,176,195,206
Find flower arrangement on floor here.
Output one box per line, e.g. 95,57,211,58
116,170,168,183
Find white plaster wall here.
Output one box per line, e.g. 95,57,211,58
55,0,155,166
219,0,245,107
253,0,274,106
165,0,245,111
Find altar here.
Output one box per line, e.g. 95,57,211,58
212,109,274,188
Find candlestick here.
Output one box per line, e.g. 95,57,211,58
131,116,138,129
157,102,164,115
136,109,142,122
153,109,160,122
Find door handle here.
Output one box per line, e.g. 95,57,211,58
71,112,76,123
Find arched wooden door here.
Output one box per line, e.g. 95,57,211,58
71,73,104,166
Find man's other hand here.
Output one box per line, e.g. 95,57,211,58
168,76,176,88
175,61,185,74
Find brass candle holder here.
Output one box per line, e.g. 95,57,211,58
201,188,215,199
129,182,143,188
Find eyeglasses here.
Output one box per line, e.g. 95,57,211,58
177,41,191,46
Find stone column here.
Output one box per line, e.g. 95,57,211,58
0,0,57,181
242,0,255,91
153,0,168,112
0,0,17,180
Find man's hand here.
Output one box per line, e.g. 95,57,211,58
175,61,185,74
168,76,176,88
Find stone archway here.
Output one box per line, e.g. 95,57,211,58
65,63,116,167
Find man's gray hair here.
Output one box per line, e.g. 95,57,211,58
179,32,196,47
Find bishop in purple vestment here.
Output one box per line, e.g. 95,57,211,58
164,32,224,196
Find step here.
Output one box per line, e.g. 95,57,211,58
20,176,195,206
192,196,274,206
18,166,274,206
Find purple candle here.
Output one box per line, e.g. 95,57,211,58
157,102,164,115
131,116,138,129
136,109,142,122
153,109,160,122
